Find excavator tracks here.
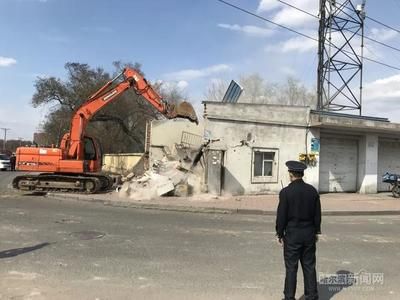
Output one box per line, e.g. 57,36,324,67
12,173,113,194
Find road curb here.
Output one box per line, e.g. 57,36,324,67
48,193,400,216
50,194,234,214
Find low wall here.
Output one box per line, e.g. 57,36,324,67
102,153,144,174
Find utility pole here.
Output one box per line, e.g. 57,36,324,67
317,0,366,114
317,0,326,112
1,128,11,151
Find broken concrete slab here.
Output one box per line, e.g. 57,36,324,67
156,180,175,196
174,183,189,197
126,172,135,180
117,156,204,200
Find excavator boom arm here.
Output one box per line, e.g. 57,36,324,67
65,67,198,160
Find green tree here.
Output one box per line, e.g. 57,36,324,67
32,62,182,153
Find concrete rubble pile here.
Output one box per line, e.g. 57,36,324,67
118,157,202,200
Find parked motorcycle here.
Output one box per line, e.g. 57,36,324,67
382,172,400,198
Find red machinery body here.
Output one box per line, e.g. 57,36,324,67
16,137,102,173
13,67,198,193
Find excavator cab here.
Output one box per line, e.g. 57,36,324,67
83,136,102,173
83,137,97,161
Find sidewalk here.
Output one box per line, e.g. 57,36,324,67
50,190,400,216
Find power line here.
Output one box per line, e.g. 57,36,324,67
215,0,318,41
363,34,400,53
216,0,400,71
337,0,400,35
365,22,400,71
276,0,400,54
362,55,400,71
276,0,317,19
366,16,400,35
276,0,400,38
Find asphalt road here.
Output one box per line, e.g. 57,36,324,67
1,172,400,300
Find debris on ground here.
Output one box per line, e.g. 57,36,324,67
116,139,220,200
117,157,203,200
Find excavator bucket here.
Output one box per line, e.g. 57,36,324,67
173,101,199,124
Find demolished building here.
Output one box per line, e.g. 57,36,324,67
117,101,400,198
118,119,206,199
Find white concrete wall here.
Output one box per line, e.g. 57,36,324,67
149,119,204,163
102,153,143,174
204,103,319,195
358,134,378,193
203,105,400,195
357,135,366,192
310,112,400,194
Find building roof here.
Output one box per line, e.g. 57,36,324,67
310,110,400,135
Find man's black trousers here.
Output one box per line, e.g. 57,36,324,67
283,227,318,300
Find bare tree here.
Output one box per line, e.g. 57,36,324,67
277,77,317,108
239,74,267,103
204,73,316,108
204,79,228,102
33,62,185,153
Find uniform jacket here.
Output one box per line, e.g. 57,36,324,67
275,179,321,238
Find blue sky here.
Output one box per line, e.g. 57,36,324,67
1,0,400,140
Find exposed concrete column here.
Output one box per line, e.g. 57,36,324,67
359,134,378,194
306,128,320,191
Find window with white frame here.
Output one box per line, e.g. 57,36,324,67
252,148,279,183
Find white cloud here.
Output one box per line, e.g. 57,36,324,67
155,80,189,93
177,80,189,90
165,64,232,81
265,29,372,57
364,74,400,102
257,0,280,12
0,56,17,67
369,28,398,42
265,36,317,53
362,75,400,122
360,74,400,122
273,8,315,28
218,23,274,37
282,36,317,52
258,0,318,28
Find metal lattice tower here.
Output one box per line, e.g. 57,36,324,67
317,0,366,114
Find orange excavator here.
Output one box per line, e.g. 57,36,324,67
13,67,198,193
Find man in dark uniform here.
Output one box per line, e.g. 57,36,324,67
10,153,16,171
276,160,321,300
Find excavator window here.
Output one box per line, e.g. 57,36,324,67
84,137,96,161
